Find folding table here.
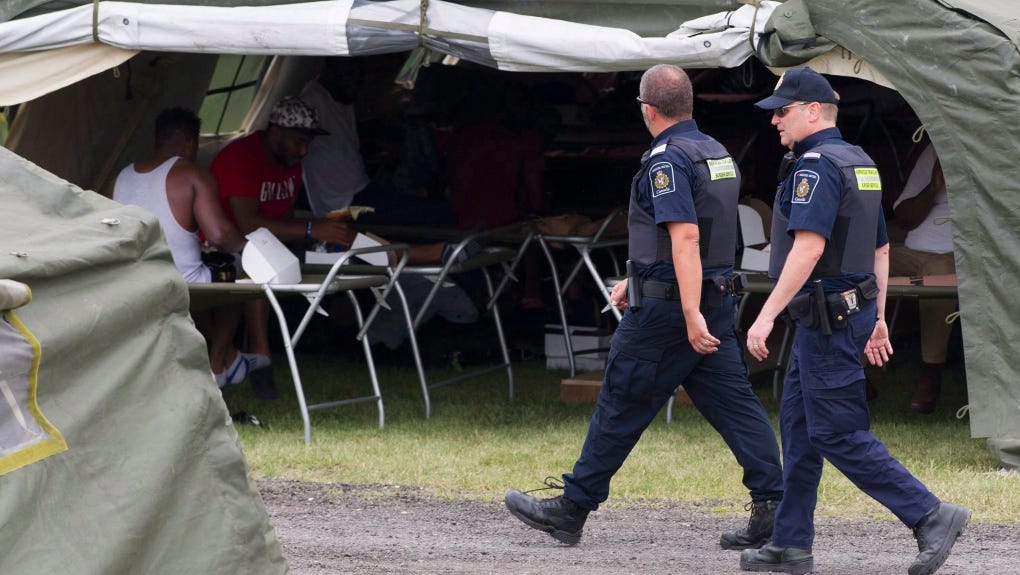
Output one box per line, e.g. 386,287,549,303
189,243,408,444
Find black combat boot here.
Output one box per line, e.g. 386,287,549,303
909,502,971,575
720,499,778,550
505,479,589,545
740,543,814,574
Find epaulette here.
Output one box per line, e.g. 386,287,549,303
649,143,668,157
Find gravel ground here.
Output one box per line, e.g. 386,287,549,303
259,479,1020,575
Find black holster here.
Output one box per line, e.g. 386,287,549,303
626,260,642,311
813,280,833,335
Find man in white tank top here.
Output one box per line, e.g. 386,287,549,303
111,108,263,387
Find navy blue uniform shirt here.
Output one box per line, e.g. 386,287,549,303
634,119,731,282
782,127,889,292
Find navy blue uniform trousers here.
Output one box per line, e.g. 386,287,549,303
773,299,939,548
563,293,784,510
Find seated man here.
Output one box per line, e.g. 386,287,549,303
445,81,547,309
212,97,478,397
890,140,956,413
211,97,356,398
110,107,256,386
300,57,457,226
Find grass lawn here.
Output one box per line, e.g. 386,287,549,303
221,339,1019,523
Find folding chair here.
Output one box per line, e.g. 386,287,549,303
386,232,519,418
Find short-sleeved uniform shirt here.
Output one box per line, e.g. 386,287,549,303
780,127,889,292
210,131,303,224
633,120,729,282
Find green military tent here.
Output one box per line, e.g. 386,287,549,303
0,146,289,574
2,1,1018,572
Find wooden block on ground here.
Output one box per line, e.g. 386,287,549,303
560,370,691,405
560,370,604,402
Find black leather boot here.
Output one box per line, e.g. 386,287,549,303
909,502,971,575
740,543,814,574
504,489,589,545
721,499,778,550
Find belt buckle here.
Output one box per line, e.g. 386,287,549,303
840,288,860,313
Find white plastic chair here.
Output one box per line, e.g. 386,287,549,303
737,203,770,272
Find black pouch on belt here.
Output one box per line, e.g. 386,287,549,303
825,293,850,330
787,293,816,328
701,276,727,309
857,276,880,300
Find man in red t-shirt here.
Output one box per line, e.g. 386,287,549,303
211,97,355,398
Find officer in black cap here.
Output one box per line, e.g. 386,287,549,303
504,64,784,551
740,67,971,575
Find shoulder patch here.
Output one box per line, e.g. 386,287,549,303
791,169,819,204
853,167,882,191
649,144,668,157
648,161,676,197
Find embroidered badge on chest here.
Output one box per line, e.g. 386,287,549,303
649,161,676,197
791,169,819,204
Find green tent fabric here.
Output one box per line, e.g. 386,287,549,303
0,146,288,575
758,0,1020,447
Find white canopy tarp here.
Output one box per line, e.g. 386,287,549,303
0,0,781,105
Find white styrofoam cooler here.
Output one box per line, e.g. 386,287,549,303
544,324,612,371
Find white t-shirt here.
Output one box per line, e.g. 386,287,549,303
300,80,372,216
893,143,953,254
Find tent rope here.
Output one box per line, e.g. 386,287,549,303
739,0,761,55
92,0,99,43
418,0,430,52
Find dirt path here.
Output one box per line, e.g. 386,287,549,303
258,480,1019,575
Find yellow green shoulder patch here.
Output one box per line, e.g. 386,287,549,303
854,167,882,191
707,157,737,180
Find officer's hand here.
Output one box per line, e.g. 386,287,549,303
686,314,719,355
746,318,773,361
610,279,628,310
865,318,894,366
311,220,356,249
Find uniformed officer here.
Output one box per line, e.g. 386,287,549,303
504,64,784,550
740,67,970,575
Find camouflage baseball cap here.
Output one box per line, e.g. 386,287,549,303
268,97,330,135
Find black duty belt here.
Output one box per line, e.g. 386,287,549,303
786,277,880,333
641,280,680,300
640,276,740,308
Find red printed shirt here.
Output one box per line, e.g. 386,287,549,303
211,131,302,223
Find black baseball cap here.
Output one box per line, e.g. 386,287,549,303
754,67,839,110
